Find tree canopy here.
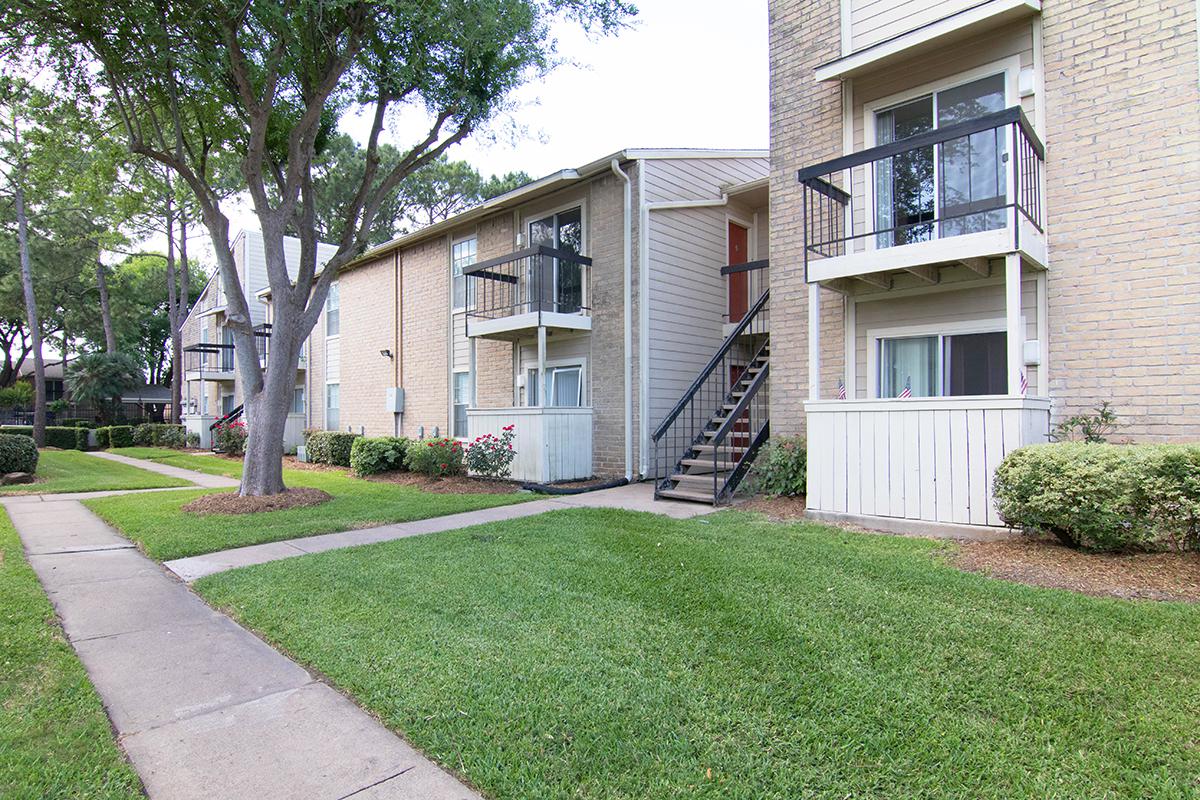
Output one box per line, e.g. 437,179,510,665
2,0,636,492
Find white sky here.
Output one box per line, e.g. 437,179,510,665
177,0,769,265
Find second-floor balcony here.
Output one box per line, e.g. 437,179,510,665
254,324,307,371
797,106,1045,291
183,342,235,383
464,245,593,340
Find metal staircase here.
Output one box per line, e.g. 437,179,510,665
652,270,769,505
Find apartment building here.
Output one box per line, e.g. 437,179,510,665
180,229,337,449
768,0,1200,532
294,149,769,484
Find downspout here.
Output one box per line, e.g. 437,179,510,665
638,191,730,477
395,249,403,437
610,159,633,481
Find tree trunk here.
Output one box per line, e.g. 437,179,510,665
238,315,299,496
96,258,117,353
13,179,45,446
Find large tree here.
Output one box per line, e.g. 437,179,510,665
4,0,634,494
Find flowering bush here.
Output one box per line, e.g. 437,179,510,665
405,436,464,478
213,420,247,457
465,425,517,479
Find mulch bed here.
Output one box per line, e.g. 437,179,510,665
738,495,808,521
282,456,347,473
953,536,1200,603
367,471,521,494
182,487,333,515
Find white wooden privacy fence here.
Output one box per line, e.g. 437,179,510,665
467,407,593,483
805,397,1050,528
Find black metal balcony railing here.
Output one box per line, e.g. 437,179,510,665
464,245,593,330
183,342,234,374
796,106,1045,281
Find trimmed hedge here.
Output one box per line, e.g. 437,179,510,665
0,433,38,473
95,425,134,450
994,442,1200,551
132,423,187,448
57,418,96,429
349,436,410,477
305,431,359,467
751,436,807,497
0,425,86,450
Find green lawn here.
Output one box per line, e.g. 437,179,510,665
0,449,190,495
0,509,144,798
196,508,1200,800
110,446,244,478
86,454,532,561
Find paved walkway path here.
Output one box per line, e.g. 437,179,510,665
9,457,713,799
167,481,716,582
6,496,482,800
88,450,241,489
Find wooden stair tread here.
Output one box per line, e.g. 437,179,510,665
657,488,716,503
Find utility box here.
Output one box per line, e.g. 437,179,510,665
385,387,405,413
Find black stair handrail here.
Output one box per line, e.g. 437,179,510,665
210,404,244,431
709,361,770,503
651,286,769,442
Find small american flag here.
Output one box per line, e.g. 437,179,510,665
898,377,912,399
1019,370,1028,396
837,379,847,400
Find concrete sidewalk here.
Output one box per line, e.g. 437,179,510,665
5,496,481,800
88,451,241,489
167,481,717,582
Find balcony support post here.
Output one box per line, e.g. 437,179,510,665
808,283,821,400
1005,252,1023,396
537,324,547,409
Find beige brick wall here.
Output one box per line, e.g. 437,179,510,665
1040,0,1200,440
770,0,1200,441
768,0,847,437
339,252,400,436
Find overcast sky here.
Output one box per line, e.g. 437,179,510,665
184,0,769,263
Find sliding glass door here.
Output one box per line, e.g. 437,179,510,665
875,74,1007,247
529,207,583,313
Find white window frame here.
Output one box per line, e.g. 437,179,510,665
325,282,340,337
867,317,1013,399
451,235,477,313
451,370,471,438
325,382,340,431
292,385,305,415
862,57,1020,253
520,356,587,408
548,365,584,407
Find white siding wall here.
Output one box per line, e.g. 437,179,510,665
849,0,980,51
643,157,769,436
852,268,1041,397
467,407,592,482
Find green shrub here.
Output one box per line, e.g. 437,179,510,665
751,436,807,497
97,425,135,449
994,442,1200,552
0,425,86,450
57,418,96,429
74,427,89,451
0,433,38,473
132,423,187,448
405,437,464,478
350,436,410,477
306,431,359,466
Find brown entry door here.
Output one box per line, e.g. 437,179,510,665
727,221,749,323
